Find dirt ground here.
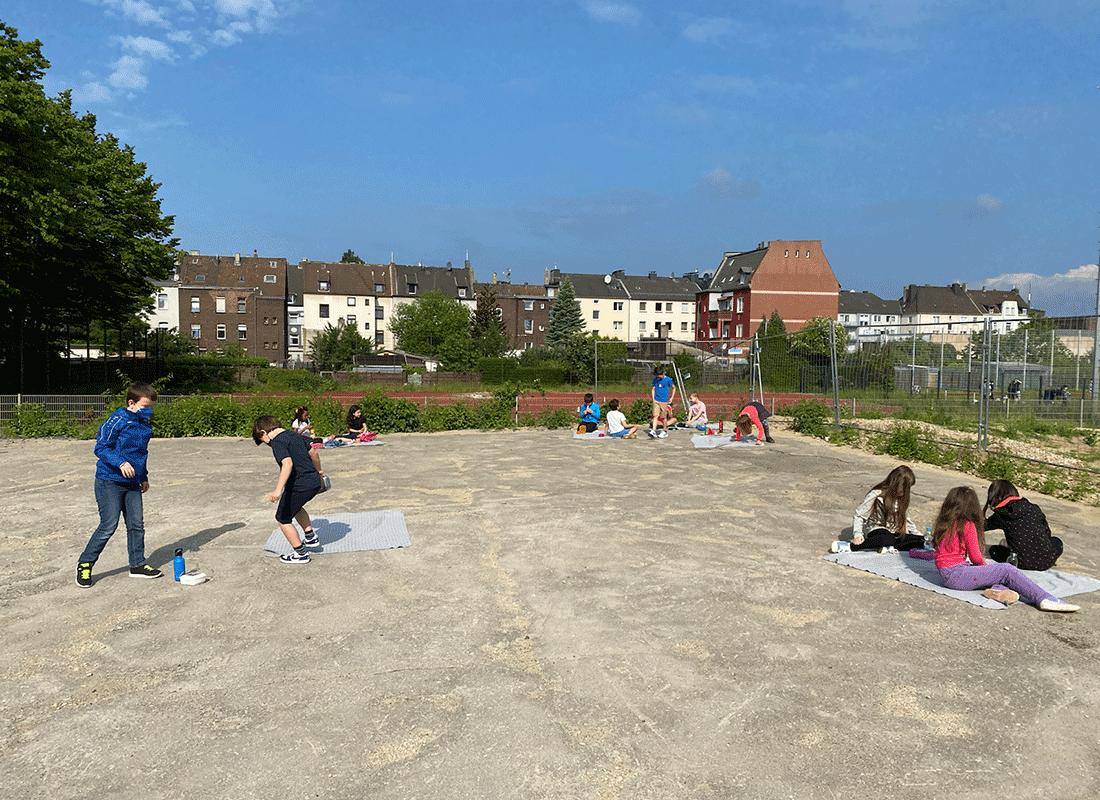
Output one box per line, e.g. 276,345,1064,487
2,427,1098,800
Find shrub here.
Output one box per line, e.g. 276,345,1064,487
976,452,1017,482
357,392,420,433
537,408,576,429
3,403,79,437
419,402,477,432
1084,429,1099,447
478,358,516,385
627,398,652,425
828,426,859,446
788,399,831,438
256,368,337,393
598,365,634,383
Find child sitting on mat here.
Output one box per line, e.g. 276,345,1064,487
577,393,601,433
604,399,638,438
929,486,1078,612
832,465,925,554
682,393,708,430
983,479,1063,570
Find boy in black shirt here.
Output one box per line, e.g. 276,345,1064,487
252,415,327,563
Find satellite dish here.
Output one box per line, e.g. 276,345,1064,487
604,274,612,284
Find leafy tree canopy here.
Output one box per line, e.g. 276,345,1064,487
790,317,848,357
547,277,585,349
0,23,178,390
308,321,376,372
340,249,365,264
388,290,471,359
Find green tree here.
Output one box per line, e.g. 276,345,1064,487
790,317,848,359
388,290,472,358
470,285,510,358
308,321,375,371
341,249,365,264
546,277,584,349
0,23,178,391
757,312,798,391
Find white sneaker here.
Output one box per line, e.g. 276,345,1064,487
657,430,668,438
647,429,657,438
830,541,851,554
878,546,898,554
1039,598,1080,613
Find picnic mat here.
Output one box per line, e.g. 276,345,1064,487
691,434,762,449
572,431,610,439
320,438,385,448
824,550,1100,609
264,510,410,556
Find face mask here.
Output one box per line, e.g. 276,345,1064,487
134,407,153,421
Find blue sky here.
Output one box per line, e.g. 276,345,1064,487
7,0,1100,314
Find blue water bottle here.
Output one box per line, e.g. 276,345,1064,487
173,548,185,581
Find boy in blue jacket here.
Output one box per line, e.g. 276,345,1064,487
76,382,162,587
577,393,601,433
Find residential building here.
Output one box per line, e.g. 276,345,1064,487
479,277,550,351
145,277,180,334
837,290,901,349
697,240,840,346
898,283,1030,337
298,258,476,354
286,263,305,363
176,250,287,361
544,268,700,342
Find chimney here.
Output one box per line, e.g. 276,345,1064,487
234,253,241,266
190,249,199,256
253,249,257,257
544,269,550,284
648,271,657,280
492,272,497,283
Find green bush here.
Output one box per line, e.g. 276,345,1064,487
537,408,576,429
478,358,516,385
627,398,652,425
3,403,80,437
514,366,565,385
599,365,634,383
827,426,859,446
420,402,478,432
357,392,420,433
976,452,1017,482
788,399,831,437
1084,429,1099,447
256,368,337,393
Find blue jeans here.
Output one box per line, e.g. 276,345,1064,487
80,479,147,568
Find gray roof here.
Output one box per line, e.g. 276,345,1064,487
548,269,700,301
899,284,981,315
838,291,899,316
706,247,768,292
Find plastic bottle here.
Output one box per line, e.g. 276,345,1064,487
924,527,933,549
718,420,724,433
173,548,185,581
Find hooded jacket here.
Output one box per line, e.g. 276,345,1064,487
985,497,1062,571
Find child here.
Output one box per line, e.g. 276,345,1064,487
292,406,323,444
577,393,601,433
76,382,163,587
931,486,1078,612
984,480,1063,570
832,465,924,554
682,393,708,430
649,365,677,438
605,399,638,439
734,400,774,444
333,404,367,441
253,415,327,564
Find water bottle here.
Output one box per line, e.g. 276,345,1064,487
924,527,933,549
173,548,185,581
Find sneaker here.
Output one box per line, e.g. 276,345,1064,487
765,436,776,444
76,562,93,588
129,564,164,580
1039,598,1080,613
301,531,320,547
280,551,311,564
983,588,1020,605
657,430,668,438
625,431,637,439
647,429,657,438
830,541,851,554
878,546,898,554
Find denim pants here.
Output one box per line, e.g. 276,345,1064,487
80,479,147,568
938,562,1055,607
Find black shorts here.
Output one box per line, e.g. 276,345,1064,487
276,485,320,524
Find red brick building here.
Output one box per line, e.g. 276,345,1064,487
697,240,839,347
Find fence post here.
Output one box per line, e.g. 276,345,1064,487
829,320,840,428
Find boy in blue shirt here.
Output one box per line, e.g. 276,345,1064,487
76,382,162,587
649,365,677,438
577,393,601,433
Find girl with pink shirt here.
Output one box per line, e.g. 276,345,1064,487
931,486,1078,612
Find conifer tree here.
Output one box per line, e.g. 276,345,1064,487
470,286,510,357
546,277,585,349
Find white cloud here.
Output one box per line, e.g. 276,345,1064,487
108,55,149,91
103,0,170,27
582,1,642,26
73,81,115,105
214,0,279,32
700,168,761,199
979,264,1099,315
210,21,253,47
975,194,1002,212
682,17,737,43
118,35,177,61
166,30,193,43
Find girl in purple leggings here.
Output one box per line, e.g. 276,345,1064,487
931,486,1078,612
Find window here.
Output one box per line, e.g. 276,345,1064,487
592,310,599,320
216,324,226,340
375,306,384,320
736,297,744,314
347,314,356,325
639,302,646,311
784,249,789,257
195,274,205,281
681,321,688,332
289,332,300,347
374,283,385,293
190,324,201,339
215,296,226,314
263,342,269,350
524,300,534,311
263,316,269,325
613,321,623,331
613,302,623,311
264,274,276,283
873,315,881,322
735,324,743,338
843,314,850,323
191,297,200,313
524,342,532,350
269,261,278,268
157,294,168,309
375,331,385,345
347,297,356,306
319,280,329,291
238,325,247,340
458,287,467,298
524,319,533,333
407,283,417,294
795,250,799,257
238,298,247,314
681,303,690,313
639,321,646,331
363,322,370,330
319,304,330,318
